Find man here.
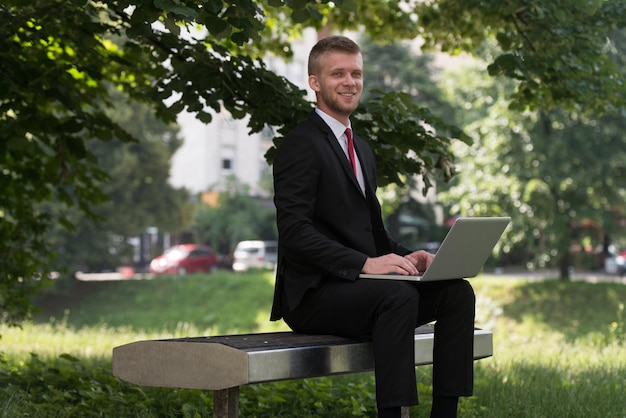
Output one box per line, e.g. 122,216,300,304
270,35,475,418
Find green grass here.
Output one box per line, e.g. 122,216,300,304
1,272,625,417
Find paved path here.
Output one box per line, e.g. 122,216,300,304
484,268,626,284
74,270,153,281
73,268,626,284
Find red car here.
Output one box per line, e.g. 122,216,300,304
616,249,626,277
149,244,218,275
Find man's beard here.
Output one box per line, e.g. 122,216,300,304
320,89,360,117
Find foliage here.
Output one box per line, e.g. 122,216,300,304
0,352,213,418
1,274,625,417
509,108,626,276
240,377,378,417
1,2,139,325
354,38,460,243
358,36,453,113
45,92,194,274
354,91,470,192
0,0,444,326
2,0,626,324
357,37,467,194
193,178,277,255
438,45,626,277
415,0,626,114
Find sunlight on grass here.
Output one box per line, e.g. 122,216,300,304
1,321,172,360
2,273,625,417
2,271,291,361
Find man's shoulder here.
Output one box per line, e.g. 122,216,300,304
289,111,328,134
280,113,331,146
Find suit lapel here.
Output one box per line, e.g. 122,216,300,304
310,112,365,197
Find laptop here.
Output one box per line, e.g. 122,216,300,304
359,216,510,282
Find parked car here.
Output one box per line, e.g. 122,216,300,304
149,244,218,275
232,240,278,272
615,249,626,276
605,248,626,276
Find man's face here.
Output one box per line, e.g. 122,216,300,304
308,51,363,124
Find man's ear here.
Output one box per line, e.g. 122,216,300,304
308,74,320,92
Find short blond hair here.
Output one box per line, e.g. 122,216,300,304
308,36,361,76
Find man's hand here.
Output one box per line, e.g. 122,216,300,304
362,253,420,276
361,250,434,276
404,250,435,272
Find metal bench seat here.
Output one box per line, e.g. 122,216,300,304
112,324,493,417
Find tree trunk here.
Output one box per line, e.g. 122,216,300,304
559,251,571,280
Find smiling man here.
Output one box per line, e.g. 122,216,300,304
270,35,476,418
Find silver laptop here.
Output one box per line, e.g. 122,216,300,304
359,216,510,282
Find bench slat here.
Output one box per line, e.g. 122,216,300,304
165,324,439,351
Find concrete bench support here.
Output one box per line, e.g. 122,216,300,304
113,325,493,417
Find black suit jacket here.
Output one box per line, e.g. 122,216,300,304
271,111,411,320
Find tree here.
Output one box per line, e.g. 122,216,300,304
515,109,626,277
415,0,626,114
2,0,625,324
193,178,277,257
438,40,626,279
48,92,194,274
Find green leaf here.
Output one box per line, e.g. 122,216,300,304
231,30,250,45
306,6,324,21
496,32,512,50
288,0,309,9
204,16,230,37
202,0,223,14
126,21,153,38
335,0,358,13
291,8,310,23
487,54,520,77
197,111,213,124
154,0,172,8
154,0,199,17
162,16,180,37
62,119,83,134
168,101,185,114
66,138,87,159
168,6,199,20
6,136,31,152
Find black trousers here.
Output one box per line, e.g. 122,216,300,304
283,278,475,409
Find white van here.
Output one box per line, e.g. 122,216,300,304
232,240,278,272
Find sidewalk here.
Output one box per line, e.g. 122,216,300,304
74,270,154,281
72,267,626,284
484,268,626,284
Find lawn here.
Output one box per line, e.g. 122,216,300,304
1,271,625,417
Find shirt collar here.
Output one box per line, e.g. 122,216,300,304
315,108,351,140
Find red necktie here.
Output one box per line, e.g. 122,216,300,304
345,128,357,175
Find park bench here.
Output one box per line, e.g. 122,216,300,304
112,324,493,418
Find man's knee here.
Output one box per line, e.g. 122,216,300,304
447,280,475,313
458,280,475,302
